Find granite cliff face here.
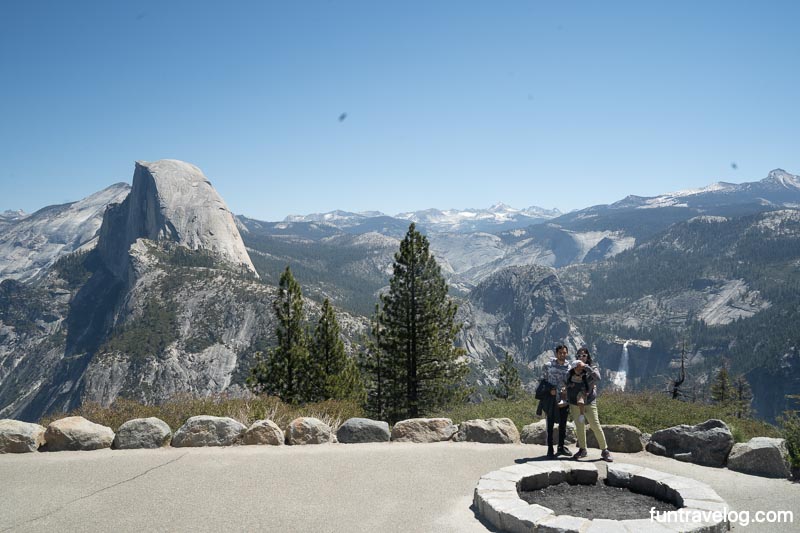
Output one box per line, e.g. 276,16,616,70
98,160,256,282
458,265,584,391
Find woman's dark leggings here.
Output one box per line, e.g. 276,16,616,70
546,406,568,448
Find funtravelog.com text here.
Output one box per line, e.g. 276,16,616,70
651,507,794,527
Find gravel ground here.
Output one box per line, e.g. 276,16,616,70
520,481,678,520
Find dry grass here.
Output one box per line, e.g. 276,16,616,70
39,393,364,432
434,391,781,442
38,390,781,444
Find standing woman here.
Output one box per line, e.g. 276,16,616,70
539,344,572,458
569,347,613,462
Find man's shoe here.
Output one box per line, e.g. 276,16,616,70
572,448,587,460
556,446,571,456
601,449,614,462
546,447,556,458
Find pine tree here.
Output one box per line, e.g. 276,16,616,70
490,352,523,400
247,266,310,403
360,306,407,421
369,223,468,421
732,374,753,418
360,308,391,420
309,298,364,401
330,357,367,404
710,366,732,404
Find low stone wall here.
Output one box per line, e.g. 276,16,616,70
0,415,793,483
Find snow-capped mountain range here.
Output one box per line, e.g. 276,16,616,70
605,169,800,211
284,203,563,233
4,168,799,289
0,210,28,222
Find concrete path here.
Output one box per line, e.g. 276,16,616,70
0,443,797,532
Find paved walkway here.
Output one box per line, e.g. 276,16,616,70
1,443,797,532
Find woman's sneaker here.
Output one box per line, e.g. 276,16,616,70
601,449,614,462
572,448,587,460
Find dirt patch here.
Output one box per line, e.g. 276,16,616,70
519,482,678,521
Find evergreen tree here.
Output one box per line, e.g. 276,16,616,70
309,298,365,401
369,223,468,421
710,365,732,404
360,308,391,420
360,306,407,421
248,266,310,403
490,352,523,400
732,374,753,418
330,357,367,404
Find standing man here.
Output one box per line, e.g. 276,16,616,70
540,344,572,457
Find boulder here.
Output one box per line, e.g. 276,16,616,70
0,419,46,453
336,418,390,443
44,416,115,451
391,418,457,443
645,440,667,456
520,419,576,445
727,437,791,478
171,416,246,447
286,417,333,445
244,420,285,446
453,418,520,443
113,418,172,449
586,424,644,452
648,419,734,467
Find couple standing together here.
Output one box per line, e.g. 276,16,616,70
538,345,613,462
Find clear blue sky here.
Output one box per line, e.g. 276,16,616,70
1,1,798,220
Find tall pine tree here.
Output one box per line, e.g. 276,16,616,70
309,298,365,402
248,266,310,403
366,223,468,421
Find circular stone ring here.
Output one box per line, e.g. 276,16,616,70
474,461,731,532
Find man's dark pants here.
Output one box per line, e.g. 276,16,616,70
546,405,568,448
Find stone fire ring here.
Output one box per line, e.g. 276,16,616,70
474,462,731,532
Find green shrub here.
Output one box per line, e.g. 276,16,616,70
779,411,800,468
101,298,178,360
52,250,92,289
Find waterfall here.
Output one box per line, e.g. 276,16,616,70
610,341,629,391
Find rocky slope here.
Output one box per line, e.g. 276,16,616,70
0,184,130,282
559,208,800,420
457,265,584,391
